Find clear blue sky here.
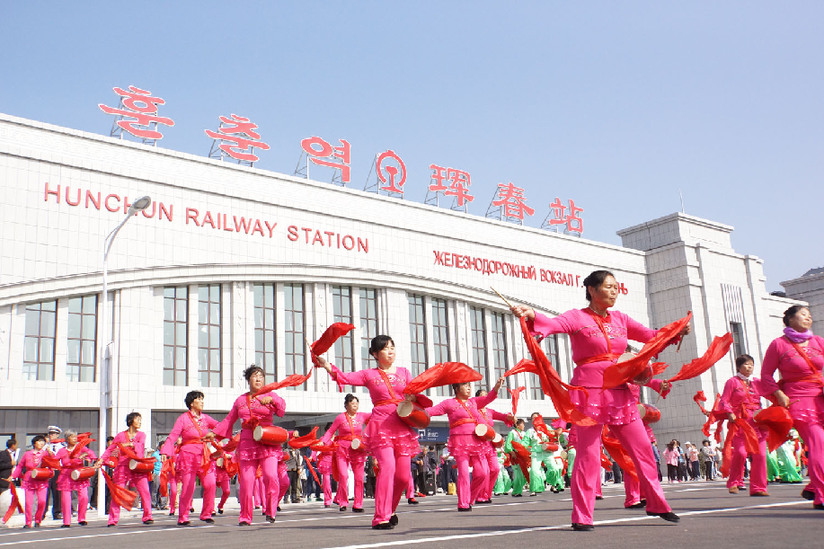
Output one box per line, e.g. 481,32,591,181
2,1,821,291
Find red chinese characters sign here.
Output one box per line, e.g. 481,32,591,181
428,164,474,207
547,197,584,234
492,182,534,221
205,114,270,163
98,86,175,140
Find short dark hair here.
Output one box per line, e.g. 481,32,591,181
344,393,359,406
126,412,141,427
451,382,470,395
32,435,46,445
582,270,615,302
735,354,754,371
369,335,394,357
515,418,525,427
243,364,264,382
6,438,17,449
783,305,808,327
475,389,485,397
185,390,205,410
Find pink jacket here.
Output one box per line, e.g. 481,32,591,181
760,335,824,399
330,366,415,436
161,411,219,457
426,392,497,435
100,430,147,473
213,391,286,441
719,376,762,421
529,308,658,387
321,412,371,448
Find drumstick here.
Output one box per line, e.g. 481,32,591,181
490,286,514,309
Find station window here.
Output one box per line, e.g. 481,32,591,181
163,287,188,386
253,283,277,379
23,300,57,381
67,295,98,382
359,288,378,369
332,286,355,373
469,306,489,388
283,283,306,380
490,311,508,392
431,298,450,396
408,294,427,378
197,285,222,388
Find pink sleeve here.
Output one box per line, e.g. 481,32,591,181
269,392,286,418
473,391,497,410
426,399,453,418
759,339,782,395
162,415,186,456
529,311,575,338
213,399,241,439
623,313,658,344
12,452,27,478
330,365,369,387
718,378,737,414
322,415,345,444
488,408,511,423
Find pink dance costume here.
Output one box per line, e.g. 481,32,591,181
329,365,420,526
719,375,769,494
56,445,97,525
760,335,824,505
314,449,335,506
100,430,153,525
11,449,49,527
215,453,234,512
213,390,286,524
475,406,510,502
322,411,371,509
426,392,497,510
161,411,219,522
530,309,675,526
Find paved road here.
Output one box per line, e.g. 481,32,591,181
1,481,819,548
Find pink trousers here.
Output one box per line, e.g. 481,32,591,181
238,457,278,523
322,473,333,505
795,418,824,505
471,449,499,502
61,488,89,525
727,425,768,494
216,476,231,510
572,420,670,525
177,454,216,522
23,484,48,526
371,445,411,526
108,474,152,525
334,453,366,509
455,453,489,509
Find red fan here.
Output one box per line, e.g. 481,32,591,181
288,427,320,449
311,323,356,356
517,317,595,427
510,441,531,482
253,370,313,397
403,362,482,395
508,386,526,416
666,333,733,383
755,406,794,453
602,312,692,389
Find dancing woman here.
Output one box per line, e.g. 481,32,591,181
321,393,371,512
315,335,419,530
161,391,219,525
426,377,505,511
56,431,96,527
10,434,49,528
511,269,688,530
760,305,824,509
212,365,286,525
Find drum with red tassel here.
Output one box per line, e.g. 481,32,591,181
491,432,505,448
253,425,289,446
30,468,54,480
474,423,497,442
129,459,155,474
396,401,430,429
71,467,97,481
638,403,661,424
350,437,363,451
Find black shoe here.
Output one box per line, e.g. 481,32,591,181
340,506,347,512
627,501,646,509
217,508,224,514
34,523,40,528
595,495,604,500
647,511,680,523
53,514,62,520
372,522,394,530
277,506,281,512
265,515,275,523
407,498,419,505
78,521,87,526
61,524,71,528
202,518,215,524
143,519,154,525
802,488,815,501
23,525,31,529
814,503,824,510
353,507,364,513
239,521,251,526
107,524,116,527
512,493,523,497
177,521,190,526
475,499,492,504
169,511,175,516
572,523,594,531
389,514,399,526
458,506,472,512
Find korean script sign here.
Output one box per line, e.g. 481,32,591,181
205,114,270,163
301,136,351,184
98,86,175,141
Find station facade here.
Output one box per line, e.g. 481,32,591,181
0,113,802,449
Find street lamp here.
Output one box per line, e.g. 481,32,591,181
97,195,151,515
